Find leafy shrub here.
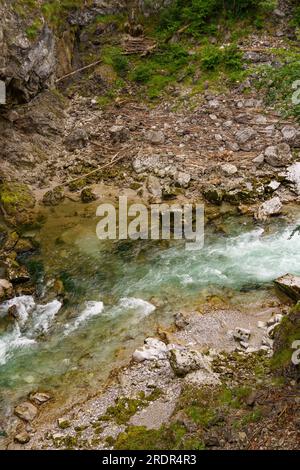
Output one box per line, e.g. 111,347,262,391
157,0,277,37
201,45,222,71
101,46,129,76
132,64,153,83
292,6,300,27
258,60,300,121
111,54,129,76
222,44,243,70
201,44,243,71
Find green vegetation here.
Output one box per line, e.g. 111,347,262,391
101,46,129,76
0,182,35,215
41,0,89,28
271,302,300,371
113,423,204,450
99,389,162,425
26,19,43,40
258,60,300,121
156,0,277,39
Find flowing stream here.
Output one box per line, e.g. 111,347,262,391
0,201,300,420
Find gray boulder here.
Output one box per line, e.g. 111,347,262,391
256,196,282,221
264,143,292,167
274,274,300,301
168,348,211,377
145,130,165,145
14,402,38,422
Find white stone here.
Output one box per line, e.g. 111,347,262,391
233,327,251,342
132,338,168,362
221,163,238,175
256,197,282,221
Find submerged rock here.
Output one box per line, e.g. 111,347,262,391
80,187,98,203
7,265,30,284
203,185,223,205
42,186,65,206
274,274,300,301
30,392,51,405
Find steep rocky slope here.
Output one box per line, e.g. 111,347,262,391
0,0,299,451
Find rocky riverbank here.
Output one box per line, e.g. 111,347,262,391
5,283,299,450
0,0,300,451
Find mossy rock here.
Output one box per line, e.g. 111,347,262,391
0,182,35,215
68,178,87,192
80,187,98,203
203,186,223,205
223,188,255,205
272,303,300,379
42,187,65,206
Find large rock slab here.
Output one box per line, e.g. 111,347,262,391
274,274,300,301
14,402,38,422
132,338,168,362
264,143,292,167
256,196,282,221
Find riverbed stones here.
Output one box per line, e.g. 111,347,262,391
132,154,160,174
274,274,300,301
109,125,129,143
147,175,162,199
174,171,191,188
184,369,220,386
30,392,51,405
256,196,282,221
264,143,292,167
7,264,30,284
221,163,238,176
281,125,300,146
80,187,98,203
0,278,13,300
168,348,211,377
132,338,168,362
14,402,38,422
14,431,30,444
235,127,256,150
145,130,165,145
233,328,251,342
253,153,265,166
57,417,71,429
42,186,65,206
203,185,223,205
286,162,300,194
64,128,89,151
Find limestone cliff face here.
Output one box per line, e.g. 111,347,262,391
0,1,55,104
0,1,128,105
0,1,172,105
